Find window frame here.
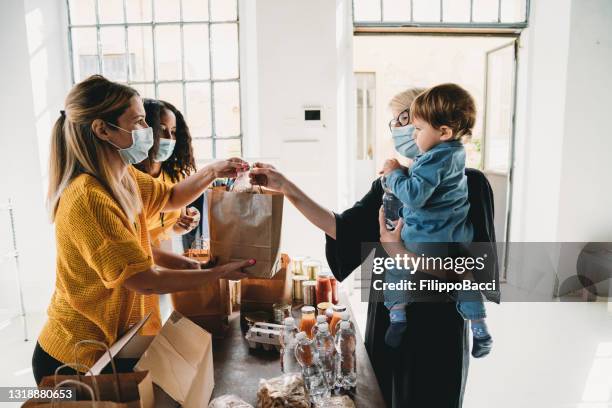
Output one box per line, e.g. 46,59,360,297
65,0,243,159
352,0,531,31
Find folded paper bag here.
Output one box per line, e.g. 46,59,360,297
135,312,214,408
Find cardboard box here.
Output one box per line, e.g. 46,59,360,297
240,264,292,308
135,312,214,408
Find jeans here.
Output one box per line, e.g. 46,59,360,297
456,290,487,320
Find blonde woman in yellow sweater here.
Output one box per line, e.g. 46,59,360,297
33,75,254,383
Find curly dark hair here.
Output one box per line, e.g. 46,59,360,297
136,99,197,182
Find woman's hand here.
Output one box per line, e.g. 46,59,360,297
248,162,287,192
378,206,404,243
208,258,256,280
209,157,249,178
172,207,200,235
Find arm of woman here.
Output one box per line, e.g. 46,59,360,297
151,246,200,270
249,163,337,239
163,158,248,211
123,259,255,295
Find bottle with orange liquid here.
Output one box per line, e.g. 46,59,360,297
299,306,317,339
329,304,347,335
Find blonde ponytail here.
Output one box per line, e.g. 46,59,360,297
47,75,142,223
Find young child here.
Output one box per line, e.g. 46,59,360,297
381,83,492,358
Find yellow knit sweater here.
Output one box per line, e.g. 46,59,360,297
39,167,171,368
146,170,182,247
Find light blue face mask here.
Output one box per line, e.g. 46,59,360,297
107,123,154,165
391,124,420,159
155,138,176,162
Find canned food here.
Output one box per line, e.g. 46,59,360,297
292,276,308,301
272,303,292,324
302,280,317,307
304,260,322,280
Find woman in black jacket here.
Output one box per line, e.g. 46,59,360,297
250,88,498,407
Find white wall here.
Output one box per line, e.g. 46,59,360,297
243,0,349,263
556,0,612,242
507,0,612,293
0,0,70,315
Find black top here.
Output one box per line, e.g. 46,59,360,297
325,168,498,407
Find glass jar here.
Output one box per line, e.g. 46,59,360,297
304,259,322,280
291,256,308,276
315,273,332,304
299,306,317,339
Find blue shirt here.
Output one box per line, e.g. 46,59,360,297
386,140,473,251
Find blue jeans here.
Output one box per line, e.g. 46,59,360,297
383,266,410,311
456,290,487,320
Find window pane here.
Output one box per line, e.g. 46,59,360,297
443,0,471,22
127,0,152,22
215,138,242,159
98,0,124,24
472,0,499,22
155,25,182,80
383,0,412,22
183,0,209,21
214,82,240,137
210,0,237,21
154,0,180,22
158,82,184,112
501,0,526,22
192,138,213,160
132,83,156,99
413,0,441,22
186,83,212,138
184,24,210,80
128,26,154,82
354,0,381,21
68,0,96,25
211,24,238,80
72,27,99,81
100,27,127,82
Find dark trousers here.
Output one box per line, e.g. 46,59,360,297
32,342,139,385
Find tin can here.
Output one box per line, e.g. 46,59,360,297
272,303,292,324
302,280,317,307
292,275,308,302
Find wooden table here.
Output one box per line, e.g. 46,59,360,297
210,296,386,407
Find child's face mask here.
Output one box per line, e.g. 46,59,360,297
391,124,420,159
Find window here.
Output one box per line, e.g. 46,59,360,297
353,0,530,28
66,0,242,162
355,73,375,160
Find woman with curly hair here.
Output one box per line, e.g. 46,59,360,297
135,99,199,247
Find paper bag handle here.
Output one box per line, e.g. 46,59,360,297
74,340,121,402
52,379,96,408
54,363,100,401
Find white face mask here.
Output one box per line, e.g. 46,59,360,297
107,123,154,165
155,138,176,162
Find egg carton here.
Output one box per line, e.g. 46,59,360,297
245,322,284,351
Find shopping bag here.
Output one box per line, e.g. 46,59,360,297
208,188,284,279
134,311,214,408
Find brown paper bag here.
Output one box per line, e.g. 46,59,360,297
22,379,118,408
31,371,154,408
208,188,284,279
134,311,214,408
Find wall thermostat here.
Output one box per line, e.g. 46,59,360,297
303,105,325,128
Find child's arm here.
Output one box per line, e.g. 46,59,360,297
384,153,450,209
